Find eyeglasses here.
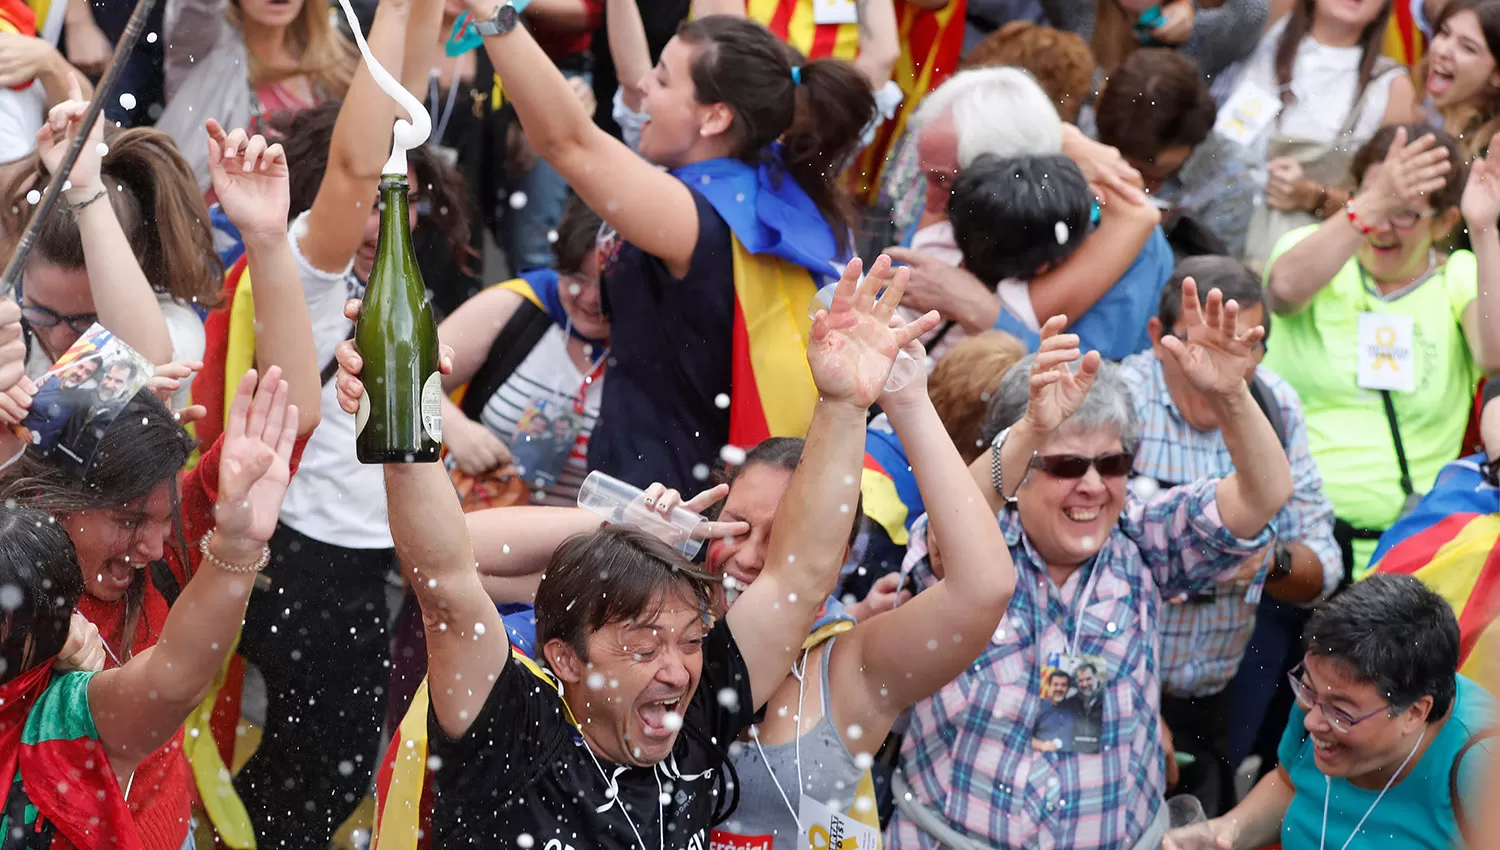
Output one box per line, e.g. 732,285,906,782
1028,452,1136,479
1385,209,1437,229
21,302,98,335
1287,662,1390,734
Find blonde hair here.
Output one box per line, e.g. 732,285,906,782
231,0,358,96
928,331,1028,463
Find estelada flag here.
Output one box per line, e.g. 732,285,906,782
1371,455,1500,689
849,0,966,206
749,0,860,61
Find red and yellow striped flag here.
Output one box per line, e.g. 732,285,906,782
748,0,861,60
1384,1,1425,67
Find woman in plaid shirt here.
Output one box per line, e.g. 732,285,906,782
889,281,1295,850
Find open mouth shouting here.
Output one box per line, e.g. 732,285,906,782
637,696,685,740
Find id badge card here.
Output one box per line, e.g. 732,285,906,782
709,830,774,850
1214,80,1281,148
813,0,859,25
1356,312,1416,392
798,795,880,850
510,396,580,489
1031,654,1106,755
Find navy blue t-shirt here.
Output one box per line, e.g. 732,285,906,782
590,188,737,493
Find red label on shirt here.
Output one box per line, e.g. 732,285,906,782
709,830,774,850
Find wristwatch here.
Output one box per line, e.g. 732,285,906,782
1268,543,1293,581
989,426,1029,507
473,0,521,36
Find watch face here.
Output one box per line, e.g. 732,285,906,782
496,4,518,29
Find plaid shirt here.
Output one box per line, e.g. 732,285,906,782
888,479,1271,850
1117,354,1342,698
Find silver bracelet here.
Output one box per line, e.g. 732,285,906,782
199,530,271,574
62,188,107,215
989,426,1033,507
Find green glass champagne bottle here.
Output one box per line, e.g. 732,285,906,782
354,174,442,463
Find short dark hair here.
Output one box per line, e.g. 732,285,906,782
553,196,603,276
1095,49,1216,164
1076,662,1098,677
1048,669,1072,684
1157,256,1266,331
1304,574,1461,723
950,153,1091,285
1352,125,1468,214
723,437,864,550
534,526,717,662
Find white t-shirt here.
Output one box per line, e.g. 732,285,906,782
0,1,67,162
1234,17,1402,155
276,212,392,550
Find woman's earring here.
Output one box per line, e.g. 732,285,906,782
699,127,709,137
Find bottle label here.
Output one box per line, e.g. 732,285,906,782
422,372,443,442
356,391,371,437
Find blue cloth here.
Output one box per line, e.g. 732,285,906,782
992,226,1176,361
210,205,245,274
671,147,848,282
1278,675,1496,850
1372,454,1498,565
865,418,925,530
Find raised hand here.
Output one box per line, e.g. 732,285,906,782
53,613,106,673
1158,277,1264,400
641,482,750,541
334,299,456,415
1350,127,1452,229
34,74,103,201
876,330,930,416
206,120,291,242
807,255,940,410
1462,139,1500,229
213,367,300,546
0,298,34,427
1022,316,1102,435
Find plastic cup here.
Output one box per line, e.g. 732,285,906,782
808,283,920,394
576,471,706,560
1162,795,1217,850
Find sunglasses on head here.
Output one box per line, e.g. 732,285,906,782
1028,452,1136,479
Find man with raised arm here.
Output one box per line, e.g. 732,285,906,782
334,256,938,847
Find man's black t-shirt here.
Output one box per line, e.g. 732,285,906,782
427,620,756,849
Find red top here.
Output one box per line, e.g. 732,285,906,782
76,431,312,850
530,1,603,64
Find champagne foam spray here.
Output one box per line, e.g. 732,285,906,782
335,0,433,175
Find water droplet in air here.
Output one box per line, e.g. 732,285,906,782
119,93,137,110
517,834,535,849
23,191,39,205
692,463,710,481
426,754,443,771
717,688,740,711
719,445,746,466
847,724,864,740
508,191,528,209
1055,221,1069,244
714,393,730,409
662,711,683,731
587,672,606,690
547,230,559,243
95,142,109,157
473,622,486,635
146,31,158,43
0,586,21,611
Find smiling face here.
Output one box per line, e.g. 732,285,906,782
1297,653,1432,780
59,358,100,390
559,588,708,767
1076,665,1098,698
1426,10,1500,106
23,262,95,362
1016,424,1129,570
636,38,723,170
1353,163,1460,282
706,463,793,606
238,0,305,28
917,113,960,223
1047,672,1071,702
559,254,608,341
97,363,136,403
65,478,178,603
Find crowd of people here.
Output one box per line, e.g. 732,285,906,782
0,0,1498,847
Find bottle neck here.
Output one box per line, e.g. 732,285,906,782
378,176,411,257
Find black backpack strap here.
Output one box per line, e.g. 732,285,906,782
460,298,555,421
1248,375,1289,450
1451,728,1498,846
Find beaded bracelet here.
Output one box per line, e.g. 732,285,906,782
62,189,106,215
199,530,271,575
1345,199,1375,235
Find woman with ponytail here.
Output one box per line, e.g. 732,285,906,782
0,79,221,405
456,3,875,493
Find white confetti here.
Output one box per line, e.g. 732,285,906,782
587,672,606,690
546,229,559,243
717,688,740,711
714,393,730,409
1055,221,1069,244
847,724,864,740
508,191,528,210
719,445,747,466
24,190,39,205
692,463,710,481
662,711,684,731
146,31,158,42
118,92,137,110
517,834,535,849
95,142,109,157
473,622,486,635
0,585,20,611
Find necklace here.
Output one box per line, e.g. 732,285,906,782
1319,727,1427,850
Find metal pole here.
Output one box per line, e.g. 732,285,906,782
0,0,163,298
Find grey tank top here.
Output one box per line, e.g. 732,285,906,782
719,638,868,850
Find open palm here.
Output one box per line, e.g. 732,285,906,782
1025,316,1101,434
205,119,291,241
214,367,299,545
1462,142,1500,226
1159,277,1263,398
808,256,940,409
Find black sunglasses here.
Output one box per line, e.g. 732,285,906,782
1028,452,1136,479
21,302,98,335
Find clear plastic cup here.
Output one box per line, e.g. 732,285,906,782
808,282,920,394
576,471,706,560
1162,795,1217,850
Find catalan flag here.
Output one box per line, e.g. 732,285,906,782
1370,455,1500,690
1383,1,1425,67
671,148,846,449
850,0,966,205
748,0,860,61
862,417,925,546
0,0,37,92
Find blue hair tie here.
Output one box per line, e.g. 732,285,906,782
1090,200,1102,225
790,66,802,86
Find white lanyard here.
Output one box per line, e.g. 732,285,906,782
1032,558,1105,680
749,647,811,830
1319,727,1426,850
564,683,665,850
427,68,463,147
